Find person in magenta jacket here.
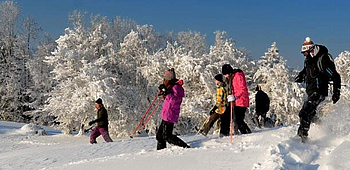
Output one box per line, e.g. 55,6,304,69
156,68,190,150
221,64,251,136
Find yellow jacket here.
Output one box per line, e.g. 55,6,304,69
215,83,227,114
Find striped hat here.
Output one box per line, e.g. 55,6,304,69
301,37,314,53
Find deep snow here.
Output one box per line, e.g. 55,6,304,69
1,119,350,170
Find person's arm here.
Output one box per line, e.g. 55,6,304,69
232,73,247,99
322,53,341,103
295,68,306,83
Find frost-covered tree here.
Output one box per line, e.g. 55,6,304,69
26,33,56,125
177,30,207,56
0,1,30,122
44,12,117,134
330,51,350,107
253,42,303,125
109,16,137,50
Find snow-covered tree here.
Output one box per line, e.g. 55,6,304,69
253,42,304,125
331,51,350,107
177,30,207,56
26,33,56,125
0,1,30,122
44,12,117,134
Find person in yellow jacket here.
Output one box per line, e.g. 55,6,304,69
200,74,227,136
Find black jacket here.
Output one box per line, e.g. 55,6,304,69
255,90,270,112
95,106,109,128
297,45,341,96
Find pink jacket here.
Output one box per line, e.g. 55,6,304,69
160,80,185,123
230,71,250,107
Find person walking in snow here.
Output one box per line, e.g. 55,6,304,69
253,85,270,128
295,37,341,142
221,64,251,136
89,98,113,144
156,68,190,150
200,74,228,136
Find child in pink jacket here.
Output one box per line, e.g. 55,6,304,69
221,64,251,135
156,68,190,150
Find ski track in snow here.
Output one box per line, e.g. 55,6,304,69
1,121,350,170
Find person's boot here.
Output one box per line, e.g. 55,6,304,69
157,142,166,150
297,127,308,143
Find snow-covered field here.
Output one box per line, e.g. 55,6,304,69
1,119,350,170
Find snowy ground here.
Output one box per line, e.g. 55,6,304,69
1,119,350,170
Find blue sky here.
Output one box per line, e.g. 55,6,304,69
11,0,350,68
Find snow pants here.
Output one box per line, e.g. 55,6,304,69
90,126,113,144
202,112,222,135
298,92,325,137
221,104,251,136
253,111,267,128
156,120,190,150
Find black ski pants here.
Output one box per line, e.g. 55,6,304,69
221,104,251,136
156,120,190,150
298,92,325,137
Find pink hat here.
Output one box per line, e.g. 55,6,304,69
164,68,176,80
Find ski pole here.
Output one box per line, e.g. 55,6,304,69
138,97,163,133
230,101,239,143
130,91,160,138
230,101,233,143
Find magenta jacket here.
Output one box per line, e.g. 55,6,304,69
230,71,250,107
160,80,185,123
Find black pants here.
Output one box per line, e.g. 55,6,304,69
156,120,190,150
221,104,251,136
298,92,325,137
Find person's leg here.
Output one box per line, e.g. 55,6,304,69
100,127,113,142
90,127,101,144
261,112,267,127
298,92,324,140
163,121,190,148
220,106,230,136
235,106,251,134
253,112,261,128
202,113,220,135
156,120,167,150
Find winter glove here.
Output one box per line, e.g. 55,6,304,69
294,74,304,83
158,84,168,95
227,95,236,102
332,90,340,104
88,120,95,126
210,106,218,115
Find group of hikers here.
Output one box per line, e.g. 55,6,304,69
88,36,341,148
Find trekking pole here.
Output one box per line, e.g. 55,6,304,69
138,97,164,133
230,101,234,143
130,91,160,138
196,117,209,135
230,101,239,143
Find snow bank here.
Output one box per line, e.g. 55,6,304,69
13,123,47,136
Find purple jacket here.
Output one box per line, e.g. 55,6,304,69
160,80,185,123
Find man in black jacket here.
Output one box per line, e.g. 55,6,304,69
295,37,341,142
253,85,270,128
89,98,113,144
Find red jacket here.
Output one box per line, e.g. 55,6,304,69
229,71,250,107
